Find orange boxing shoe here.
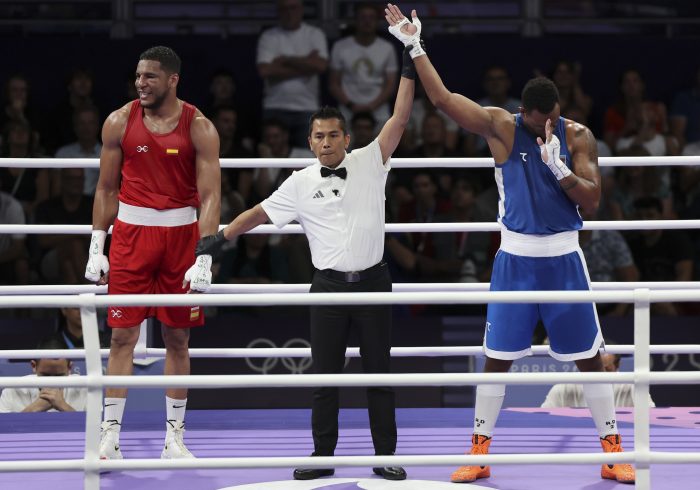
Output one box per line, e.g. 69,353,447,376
600,434,635,484
450,434,492,483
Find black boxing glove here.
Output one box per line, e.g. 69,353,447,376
401,40,426,80
195,230,226,259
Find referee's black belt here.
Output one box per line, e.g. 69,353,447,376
317,261,387,283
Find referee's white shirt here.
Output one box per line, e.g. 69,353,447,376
261,138,389,272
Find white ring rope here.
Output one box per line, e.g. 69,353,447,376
2,344,699,361
4,219,700,235
2,280,700,296
6,452,683,473
1,289,699,308
0,344,700,359
1,371,699,390
1,155,699,168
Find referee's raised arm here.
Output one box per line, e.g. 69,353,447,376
377,45,416,163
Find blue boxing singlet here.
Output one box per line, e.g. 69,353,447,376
495,115,581,235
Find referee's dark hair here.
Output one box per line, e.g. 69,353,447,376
308,106,347,135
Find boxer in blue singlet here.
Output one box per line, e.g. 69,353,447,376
385,3,635,484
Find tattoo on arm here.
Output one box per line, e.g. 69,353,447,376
572,124,599,162
570,124,600,188
585,127,598,162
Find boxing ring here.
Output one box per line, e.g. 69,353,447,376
1,156,700,489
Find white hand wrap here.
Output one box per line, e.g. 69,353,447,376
183,254,213,292
539,134,572,180
388,16,425,59
85,230,109,282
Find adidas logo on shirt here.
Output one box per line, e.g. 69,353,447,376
313,190,325,199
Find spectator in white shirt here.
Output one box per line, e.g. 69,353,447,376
0,336,87,413
256,0,328,147
329,3,398,130
541,354,656,408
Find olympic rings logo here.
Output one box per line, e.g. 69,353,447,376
245,338,313,374
136,145,149,152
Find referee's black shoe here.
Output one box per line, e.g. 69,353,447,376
373,466,407,480
292,468,335,480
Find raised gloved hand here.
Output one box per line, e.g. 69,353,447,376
85,230,109,284
537,119,572,181
385,4,426,59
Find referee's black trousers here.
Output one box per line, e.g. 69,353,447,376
309,264,396,456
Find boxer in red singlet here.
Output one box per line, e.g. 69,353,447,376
84,46,221,460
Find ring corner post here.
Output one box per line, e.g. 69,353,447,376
79,293,103,490
633,288,651,490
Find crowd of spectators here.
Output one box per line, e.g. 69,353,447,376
1,0,699,322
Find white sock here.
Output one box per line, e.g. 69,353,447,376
583,383,618,437
473,384,506,437
166,396,187,428
103,397,126,431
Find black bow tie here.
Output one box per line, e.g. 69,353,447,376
321,166,347,179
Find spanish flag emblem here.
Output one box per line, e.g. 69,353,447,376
166,148,179,155
190,306,200,320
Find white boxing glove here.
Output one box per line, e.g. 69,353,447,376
388,14,425,59
539,134,572,180
85,230,109,283
183,254,213,293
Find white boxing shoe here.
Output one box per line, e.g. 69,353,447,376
99,421,123,460
161,420,195,459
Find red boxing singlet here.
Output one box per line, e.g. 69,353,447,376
119,100,200,209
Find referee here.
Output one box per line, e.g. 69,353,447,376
196,44,418,481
